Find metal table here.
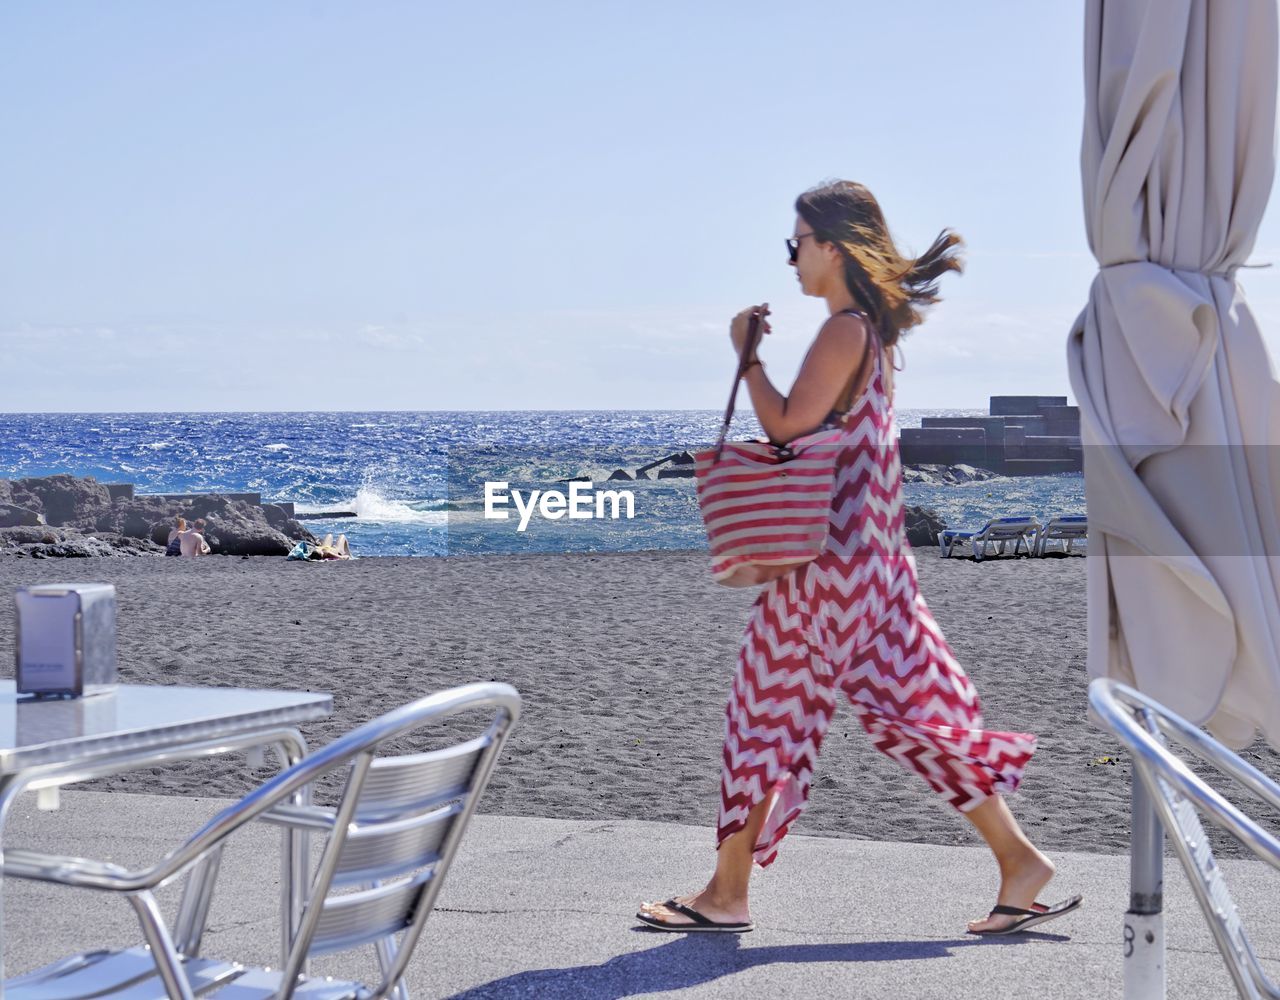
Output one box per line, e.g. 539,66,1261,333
0,680,332,993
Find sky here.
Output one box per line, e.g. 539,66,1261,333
5,2,1280,413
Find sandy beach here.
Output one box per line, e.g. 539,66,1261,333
1,550,1274,861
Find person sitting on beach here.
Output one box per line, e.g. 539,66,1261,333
165,516,185,557
179,518,211,557
637,180,1080,937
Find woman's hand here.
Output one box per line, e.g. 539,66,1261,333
729,303,771,360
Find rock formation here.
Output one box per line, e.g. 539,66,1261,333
903,505,948,548
0,475,314,558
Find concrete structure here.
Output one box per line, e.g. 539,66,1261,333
900,396,1081,475
145,491,263,506
124,488,295,518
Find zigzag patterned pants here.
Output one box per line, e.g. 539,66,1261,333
718,552,1037,867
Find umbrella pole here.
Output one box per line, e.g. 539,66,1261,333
1125,776,1166,998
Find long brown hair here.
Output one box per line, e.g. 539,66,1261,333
795,180,963,347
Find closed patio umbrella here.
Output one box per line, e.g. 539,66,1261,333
1068,0,1280,994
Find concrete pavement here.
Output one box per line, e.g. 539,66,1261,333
4,790,1277,998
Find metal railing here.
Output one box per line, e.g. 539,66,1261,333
1089,678,1280,1000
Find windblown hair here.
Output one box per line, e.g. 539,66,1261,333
796,180,964,347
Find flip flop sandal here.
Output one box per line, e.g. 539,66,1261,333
969,894,1084,936
636,898,755,934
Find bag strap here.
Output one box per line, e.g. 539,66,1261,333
712,308,767,460
712,308,876,460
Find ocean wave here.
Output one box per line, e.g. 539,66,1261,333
292,490,448,524
263,443,290,452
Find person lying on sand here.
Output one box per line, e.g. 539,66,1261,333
315,533,352,559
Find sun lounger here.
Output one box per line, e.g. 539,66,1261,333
4,682,521,1000
1034,514,1087,556
938,515,1040,561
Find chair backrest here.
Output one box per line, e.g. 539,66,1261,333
978,516,1038,539
1044,514,1087,537
278,683,521,999
1089,679,1280,1000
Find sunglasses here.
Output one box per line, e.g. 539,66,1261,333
786,231,818,264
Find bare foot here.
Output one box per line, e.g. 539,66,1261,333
638,886,751,928
966,848,1056,933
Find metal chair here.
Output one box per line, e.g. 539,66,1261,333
1089,678,1280,1000
4,682,521,1000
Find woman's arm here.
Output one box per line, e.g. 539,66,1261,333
741,312,872,444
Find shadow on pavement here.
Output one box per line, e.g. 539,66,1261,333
446,928,1071,999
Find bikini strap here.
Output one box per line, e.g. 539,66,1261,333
832,309,880,416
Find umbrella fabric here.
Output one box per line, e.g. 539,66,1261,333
1068,0,1280,747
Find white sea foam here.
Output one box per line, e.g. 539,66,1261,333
263,443,290,452
352,487,446,525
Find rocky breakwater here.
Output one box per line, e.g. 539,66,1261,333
901,463,1001,486
0,475,315,558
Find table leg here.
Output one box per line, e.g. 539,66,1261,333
0,774,26,996
165,730,309,965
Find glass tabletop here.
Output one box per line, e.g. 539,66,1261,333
0,680,332,774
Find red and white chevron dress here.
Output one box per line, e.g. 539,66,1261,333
717,334,1038,867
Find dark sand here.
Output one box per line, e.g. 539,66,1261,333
1,551,1276,860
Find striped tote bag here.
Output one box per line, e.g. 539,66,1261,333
694,430,844,586
694,305,870,587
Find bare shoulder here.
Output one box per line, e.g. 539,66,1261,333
818,311,869,344
812,311,870,359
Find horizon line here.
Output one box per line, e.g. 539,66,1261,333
0,403,1038,416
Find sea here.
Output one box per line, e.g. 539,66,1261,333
0,411,1086,557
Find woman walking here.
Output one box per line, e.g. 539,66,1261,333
638,180,1079,936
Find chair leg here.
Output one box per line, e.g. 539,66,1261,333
374,937,408,1000
174,844,224,957
128,891,196,1000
